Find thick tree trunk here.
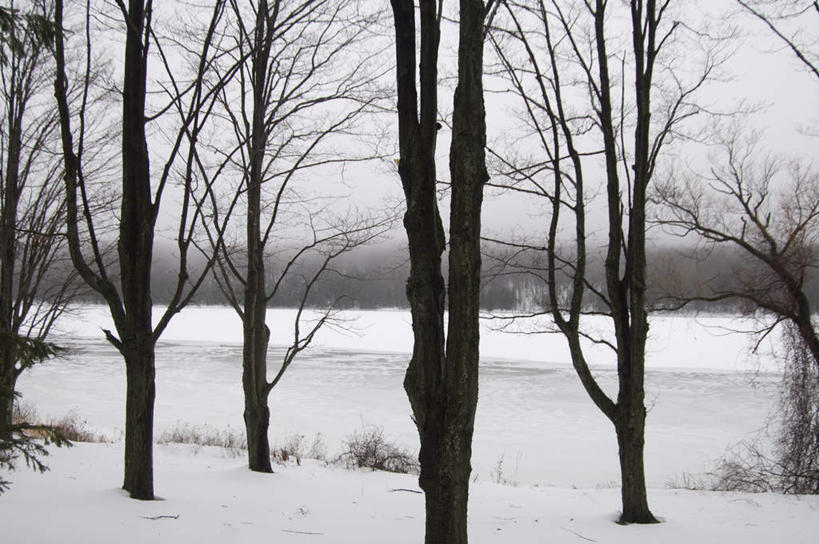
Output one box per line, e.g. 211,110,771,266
420,424,470,543
242,302,272,473
615,405,657,524
122,340,156,500
244,399,272,473
392,0,485,540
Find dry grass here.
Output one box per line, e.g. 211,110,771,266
12,402,108,443
156,422,246,456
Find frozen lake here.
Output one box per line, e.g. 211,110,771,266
17,305,781,488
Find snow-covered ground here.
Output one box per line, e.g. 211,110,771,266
4,305,815,543
3,443,818,544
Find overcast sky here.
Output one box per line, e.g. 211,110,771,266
140,1,817,245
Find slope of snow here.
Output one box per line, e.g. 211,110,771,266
2,443,817,544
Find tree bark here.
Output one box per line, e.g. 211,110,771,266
242,293,272,473
0,371,16,428
241,162,272,472
615,402,656,524
122,339,156,500
244,400,272,472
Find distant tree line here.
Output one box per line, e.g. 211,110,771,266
48,240,816,313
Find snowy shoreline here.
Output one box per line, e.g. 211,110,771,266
52,303,783,372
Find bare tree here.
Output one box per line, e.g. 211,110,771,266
390,0,491,541
656,128,819,364
201,0,389,474
645,0,819,498
654,126,819,492
0,0,82,429
655,0,818,363
52,0,236,500
487,0,722,523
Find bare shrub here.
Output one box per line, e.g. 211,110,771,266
157,422,246,456
47,413,108,443
13,405,107,444
774,324,819,493
709,325,819,494
336,426,418,474
272,433,328,466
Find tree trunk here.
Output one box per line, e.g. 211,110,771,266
238,0,274,474
0,103,21,429
794,312,819,370
393,0,485,541
117,0,156,501
419,419,470,543
244,398,272,473
242,300,272,473
0,369,16,428
615,405,657,524
122,340,156,500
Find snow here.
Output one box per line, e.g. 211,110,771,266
3,443,818,543
3,305,814,542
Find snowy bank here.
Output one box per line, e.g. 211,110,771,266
1,442,817,544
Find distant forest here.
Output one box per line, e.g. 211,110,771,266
65,240,815,313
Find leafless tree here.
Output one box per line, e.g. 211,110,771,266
201,0,390,473
656,128,819,363
0,0,85,429
654,0,818,363
655,124,819,492
390,0,493,541
487,0,724,523
52,0,238,500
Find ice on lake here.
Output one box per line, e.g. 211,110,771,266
17,305,780,488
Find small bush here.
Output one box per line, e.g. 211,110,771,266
13,404,107,443
336,426,418,474
48,412,107,443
